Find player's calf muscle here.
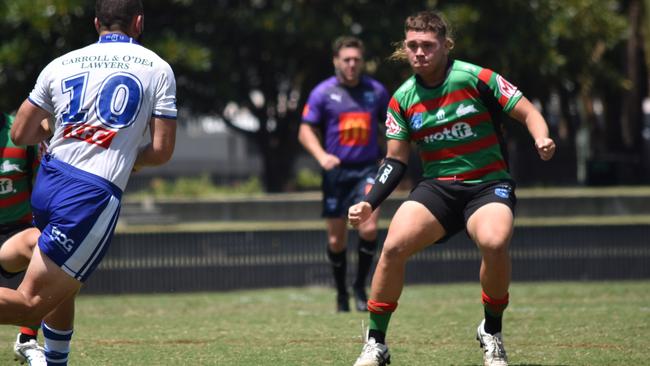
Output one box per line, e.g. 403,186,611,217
0,289,43,325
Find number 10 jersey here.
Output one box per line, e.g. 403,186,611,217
28,33,177,191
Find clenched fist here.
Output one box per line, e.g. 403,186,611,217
535,137,556,161
348,201,372,227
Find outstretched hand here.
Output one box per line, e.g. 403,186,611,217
348,201,372,228
535,137,556,161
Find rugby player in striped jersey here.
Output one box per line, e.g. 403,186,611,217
0,112,48,365
349,10,555,366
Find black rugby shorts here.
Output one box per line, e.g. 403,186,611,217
407,179,517,240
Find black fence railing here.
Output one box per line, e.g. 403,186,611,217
2,224,647,294
90,224,650,293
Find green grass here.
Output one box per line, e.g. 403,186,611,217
1,281,648,365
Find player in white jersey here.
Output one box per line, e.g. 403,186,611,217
5,1,176,364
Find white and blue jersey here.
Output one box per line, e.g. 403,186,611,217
27,33,177,282
28,33,177,190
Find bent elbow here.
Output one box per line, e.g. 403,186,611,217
158,151,174,165
153,147,175,166
10,130,27,146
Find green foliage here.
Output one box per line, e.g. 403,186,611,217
134,174,263,198
0,281,646,364
0,0,93,112
0,1,636,114
295,168,321,190
0,0,644,189
150,33,212,72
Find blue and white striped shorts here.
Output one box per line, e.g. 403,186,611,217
31,156,122,282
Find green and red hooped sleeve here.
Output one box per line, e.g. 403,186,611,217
477,68,523,113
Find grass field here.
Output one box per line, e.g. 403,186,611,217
1,281,648,365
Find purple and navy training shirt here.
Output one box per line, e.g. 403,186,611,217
302,75,389,164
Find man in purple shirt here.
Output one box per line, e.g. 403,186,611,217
299,36,390,312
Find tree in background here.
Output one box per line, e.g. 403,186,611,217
0,0,645,191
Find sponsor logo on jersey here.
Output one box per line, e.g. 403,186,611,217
330,93,342,103
410,113,423,130
49,225,75,252
435,109,446,122
494,186,511,199
455,103,479,117
0,161,23,173
339,112,371,146
496,75,518,99
422,122,476,143
386,112,402,135
63,124,117,149
0,178,14,194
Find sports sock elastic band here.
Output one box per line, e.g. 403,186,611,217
367,299,398,314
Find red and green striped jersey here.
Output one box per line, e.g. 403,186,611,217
385,59,523,183
0,113,38,225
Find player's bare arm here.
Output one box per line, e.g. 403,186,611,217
348,139,410,227
298,123,340,170
509,96,556,161
11,100,52,145
133,117,176,170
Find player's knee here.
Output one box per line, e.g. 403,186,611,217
473,225,511,252
362,227,378,238
359,222,378,237
380,240,410,263
476,236,510,255
327,236,346,252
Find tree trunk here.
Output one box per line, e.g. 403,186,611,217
256,115,301,193
622,0,644,152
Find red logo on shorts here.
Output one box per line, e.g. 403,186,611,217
62,124,116,149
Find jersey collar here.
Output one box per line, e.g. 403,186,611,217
415,58,454,89
98,33,139,44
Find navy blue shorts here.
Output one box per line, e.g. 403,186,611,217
321,163,377,218
407,179,517,240
31,156,122,282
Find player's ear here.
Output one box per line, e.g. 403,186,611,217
135,15,144,35
94,18,101,33
445,38,454,51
